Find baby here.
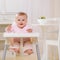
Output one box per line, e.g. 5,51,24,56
5,12,33,55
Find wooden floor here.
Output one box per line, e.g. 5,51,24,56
0,40,38,60
0,51,37,60
0,40,59,60
0,47,59,60
15,55,37,60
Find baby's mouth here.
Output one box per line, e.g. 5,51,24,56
20,23,23,25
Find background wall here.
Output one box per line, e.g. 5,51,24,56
54,0,60,17
0,0,60,23
31,0,55,23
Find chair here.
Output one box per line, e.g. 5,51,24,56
37,18,60,60
2,33,40,60
45,24,60,60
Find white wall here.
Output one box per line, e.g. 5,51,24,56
54,0,60,17
0,0,6,13
41,0,54,18
0,0,60,23
0,0,32,23
5,0,28,12
31,0,55,23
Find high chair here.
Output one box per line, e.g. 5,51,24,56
3,33,40,60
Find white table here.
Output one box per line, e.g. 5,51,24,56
37,18,59,60
3,33,40,60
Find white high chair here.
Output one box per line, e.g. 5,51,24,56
3,33,40,60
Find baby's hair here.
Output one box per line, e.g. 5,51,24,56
16,12,28,18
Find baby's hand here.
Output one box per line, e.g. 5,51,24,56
26,29,32,33
6,24,12,32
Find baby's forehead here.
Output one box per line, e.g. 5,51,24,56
16,15,27,19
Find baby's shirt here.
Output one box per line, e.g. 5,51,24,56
5,22,32,33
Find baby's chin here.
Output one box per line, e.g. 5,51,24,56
18,25,25,28
17,24,26,28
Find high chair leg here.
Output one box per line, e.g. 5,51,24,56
2,44,9,60
31,37,40,60
30,37,41,60
36,43,41,60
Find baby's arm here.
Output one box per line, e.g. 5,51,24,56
26,29,32,33
5,24,12,32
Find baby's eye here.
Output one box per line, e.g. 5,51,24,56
18,19,20,21
22,19,25,21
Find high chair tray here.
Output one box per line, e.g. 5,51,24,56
3,32,39,37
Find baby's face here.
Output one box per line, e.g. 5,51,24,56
15,15,27,28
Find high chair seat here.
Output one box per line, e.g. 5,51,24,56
3,33,40,60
